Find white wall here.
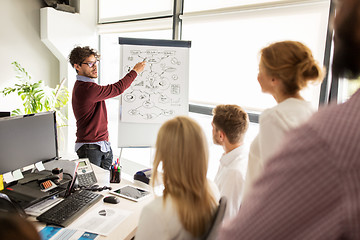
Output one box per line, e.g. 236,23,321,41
40,1,98,156
0,0,98,156
0,0,59,112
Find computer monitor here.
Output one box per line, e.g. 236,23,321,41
0,111,58,174
0,112,10,118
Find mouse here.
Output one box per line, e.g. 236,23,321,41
103,196,120,204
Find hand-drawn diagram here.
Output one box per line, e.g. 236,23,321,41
120,45,189,124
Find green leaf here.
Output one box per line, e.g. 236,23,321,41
2,62,69,118
12,109,23,116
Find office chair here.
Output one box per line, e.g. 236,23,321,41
201,196,227,240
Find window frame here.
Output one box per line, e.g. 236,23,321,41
97,0,174,24
96,0,337,120
95,0,338,175
181,0,335,119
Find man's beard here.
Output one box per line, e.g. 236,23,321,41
81,67,97,79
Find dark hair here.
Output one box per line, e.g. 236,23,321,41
0,213,41,240
260,41,323,95
212,104,249,144
332,0,360,79
68,46,100,68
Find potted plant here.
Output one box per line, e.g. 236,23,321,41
1,61,69,126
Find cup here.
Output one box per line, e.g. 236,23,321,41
110,166,121,183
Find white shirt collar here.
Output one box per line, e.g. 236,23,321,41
76,75,96,83
220,145,246,166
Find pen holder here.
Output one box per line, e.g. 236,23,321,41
110,167,121,183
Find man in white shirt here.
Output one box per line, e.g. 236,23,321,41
212,104,249,220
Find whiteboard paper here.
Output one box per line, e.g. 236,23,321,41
118,38,191,147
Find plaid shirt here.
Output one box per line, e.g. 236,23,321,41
220,88,360,240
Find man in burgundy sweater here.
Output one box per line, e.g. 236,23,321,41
69,46,145,170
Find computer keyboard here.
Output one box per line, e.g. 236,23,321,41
36,190,103,227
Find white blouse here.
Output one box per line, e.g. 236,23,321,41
136,182,220,240
244,98,315,196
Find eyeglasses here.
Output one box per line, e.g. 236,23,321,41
81,60,99,68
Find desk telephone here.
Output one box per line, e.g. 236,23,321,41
74,158,97,187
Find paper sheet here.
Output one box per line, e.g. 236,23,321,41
39,226,98,240
12,169,24,180
3,171,15,183
35,161,45,171
22,164,35,172
120,44,189,124
70,207,131,236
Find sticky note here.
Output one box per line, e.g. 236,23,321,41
22,164,35,172
0,175,4,191
35,161,45,171
3,172,15,183
12,169,24,181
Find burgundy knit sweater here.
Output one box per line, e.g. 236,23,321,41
72,70,137,143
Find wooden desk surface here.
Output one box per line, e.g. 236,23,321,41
92,164,153,240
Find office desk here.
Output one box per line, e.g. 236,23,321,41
33,164,153,240
92,164,153,240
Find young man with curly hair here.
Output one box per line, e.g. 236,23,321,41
69,46,145,170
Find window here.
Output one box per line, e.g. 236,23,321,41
182,0,330,112
184,0,288,12
96,0,333,178
98,0,173,23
